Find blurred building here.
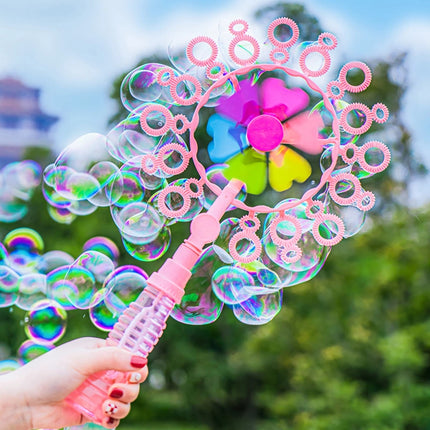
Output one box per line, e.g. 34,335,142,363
0,77,58,167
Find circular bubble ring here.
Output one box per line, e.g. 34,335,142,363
140,104,174,136
267,17,299,48
156,67,176,87
228,230,262,263
304,199,325,219
328,172,362,206
205,61,227,80
270,48,289,64
184,178,204,198
170,74,202,106
229,19,249,36
299,45,331,77
326,80,345,99
269,213,302,247
186,36,219,67
172,114,190,134
357,140,391,174
340,142,359,164
318,32,338,50
157,142,191,176
228,34,260,66
312,213,345,247
339,61,372,93
281,244,302,264
239,214,260,232
340,102,373,135
157,184,191,218
356,190,376,211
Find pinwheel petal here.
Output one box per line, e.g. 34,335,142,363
207,114,248,163
261,78,309,121
269,146,311,191
281,111,325,155
216,79,260,126
223,149,267,195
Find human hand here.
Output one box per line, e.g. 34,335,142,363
0,337,148,430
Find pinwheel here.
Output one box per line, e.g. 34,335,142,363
207,77,324,194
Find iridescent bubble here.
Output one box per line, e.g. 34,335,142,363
47,206,77,224
18,339,54,364
0,191,28,222
0,359,20,374
111,166,145,208
121,63,172,111
7,249,39,275
87,161,123,207
232,290,282,325
214,217,241,254
83,237,120,264
37,250,75,274
112,202,164,242
17,273,48,310
4,228,44,254
53,133,112,201
122,225,171,261
24,299,67,344
63,251,114,310
2,160,41,200
42,182,72,208
171,245,232,325
211,266,254,305
0,266,19,308
107,114,159,163
68,199,97,216
89,265,148,331
47,266,78,311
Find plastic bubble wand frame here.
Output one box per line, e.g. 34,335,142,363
65,17,390,424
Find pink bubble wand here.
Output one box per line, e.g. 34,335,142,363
66,179,244,424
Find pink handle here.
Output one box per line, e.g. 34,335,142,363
66,180,244,425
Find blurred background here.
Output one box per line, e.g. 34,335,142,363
0,1,430,429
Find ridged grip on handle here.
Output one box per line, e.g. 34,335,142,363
66,286,175,424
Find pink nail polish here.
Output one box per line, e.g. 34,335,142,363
131,355,147,368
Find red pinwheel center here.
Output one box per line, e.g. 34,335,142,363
246,114,284,152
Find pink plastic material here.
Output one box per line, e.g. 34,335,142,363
66,179,244,425
246,115,283,152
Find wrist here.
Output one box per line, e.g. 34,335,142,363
0,371,32,430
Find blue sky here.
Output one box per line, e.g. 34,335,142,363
0,0,428,202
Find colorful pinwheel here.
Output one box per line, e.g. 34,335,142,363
207,77,324,194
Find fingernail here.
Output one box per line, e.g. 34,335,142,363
104,402,119,415
109,388,123,399
129,372,142,383
130,355,147,368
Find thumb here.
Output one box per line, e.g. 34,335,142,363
77,347,147,376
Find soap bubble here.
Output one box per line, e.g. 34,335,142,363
17,273,48,310
89,265,148,331
171,245,232,325
232,290,282,325
0,266,19,308
18,339,54,364
47,206,77,224
24,299,67,344
122,225,171,261
47,266,78,311
83,237,120,264
0,359,20,374
211,266,254,305
37,251,75,274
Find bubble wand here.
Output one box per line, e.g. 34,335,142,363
46,16,391,424
66,179,244,423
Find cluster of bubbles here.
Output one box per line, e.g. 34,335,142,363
0,228,149,373
0,160,41,222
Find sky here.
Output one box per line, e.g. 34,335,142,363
0,0,429,203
